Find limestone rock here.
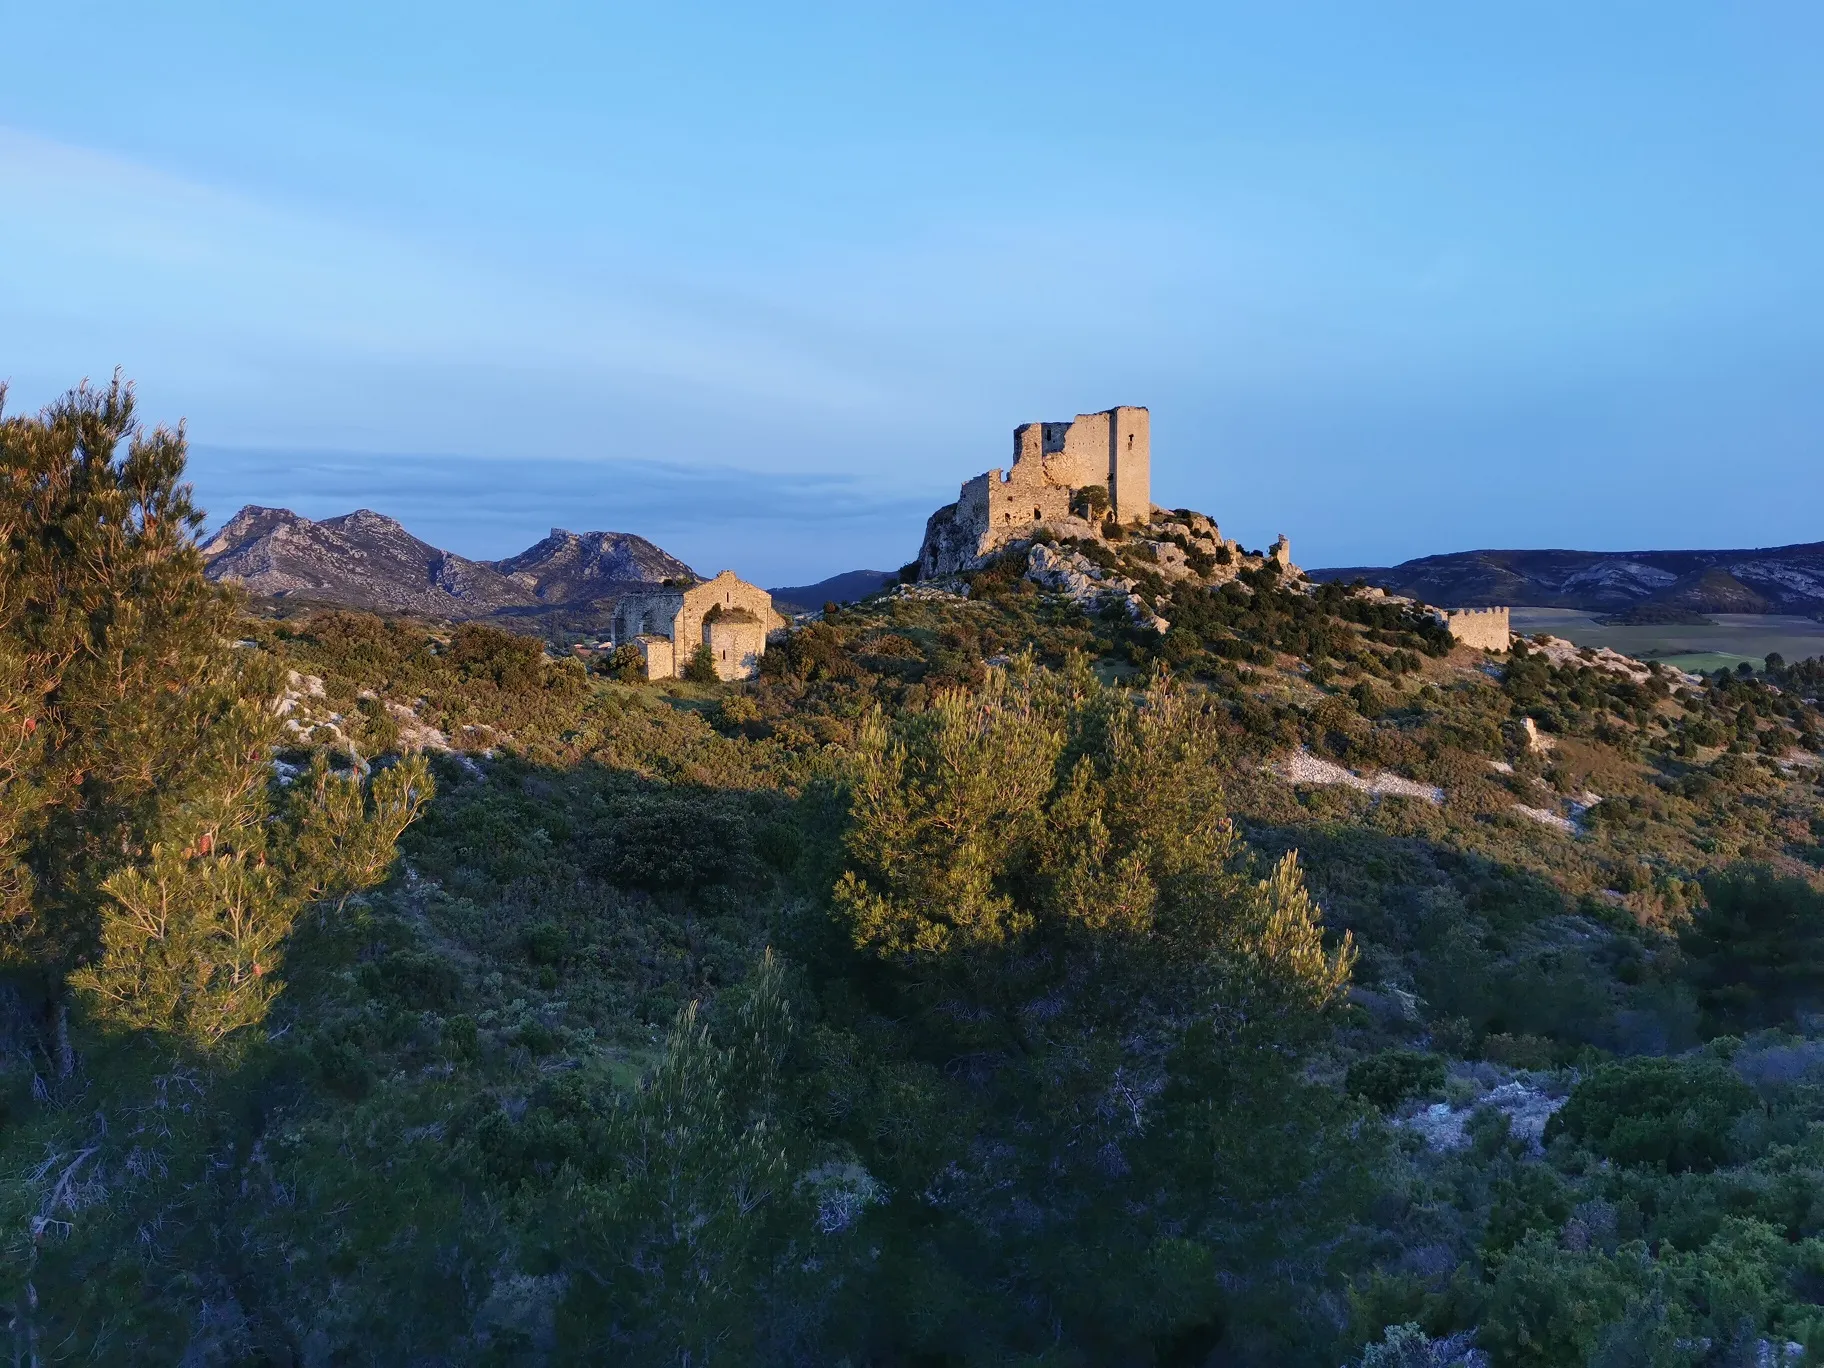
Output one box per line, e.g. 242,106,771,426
1023,543,1168,633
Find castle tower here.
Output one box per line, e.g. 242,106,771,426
1108,406,1150,523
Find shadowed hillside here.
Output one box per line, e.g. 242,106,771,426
767,568,898,613
13,383,1824,1365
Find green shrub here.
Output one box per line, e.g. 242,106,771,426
602,643,647,680
451,621,546,691
522,922,566,966
355,693,403,752
1070,484,1109,519
311,1031,377,1099
586,791,762,891
1482,1161,1573,1257
515,1020,560,1055
1481,1033,1557,1070
1129,566,1167,599
1160,628,1202,666
443,1013,479,1059
1350,1323,1452,1367
1546,1055,1756,1172
367,949,463,1012
1681,864,1824,1033
682,642,720,683
1479,1233,1651,1368
1346,1050,1446,1110
754,820,803,874
717,691,763,728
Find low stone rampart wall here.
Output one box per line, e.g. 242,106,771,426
1443,606,1511,652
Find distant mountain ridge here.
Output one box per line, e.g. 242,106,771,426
202,506,696,624
768,569,898,614
1311,542,1824,616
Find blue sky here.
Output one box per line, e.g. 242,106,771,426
3,3,1820,584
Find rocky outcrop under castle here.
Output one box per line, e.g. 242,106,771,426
1025,543,1171,633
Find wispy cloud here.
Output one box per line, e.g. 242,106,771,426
0,126,892,414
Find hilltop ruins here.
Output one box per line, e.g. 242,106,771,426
920,406,1155,577
909,407,1516,652
609,569,786,681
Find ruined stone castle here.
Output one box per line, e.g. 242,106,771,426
919,406,1153,577
609,570,786,681
906,407,1513,655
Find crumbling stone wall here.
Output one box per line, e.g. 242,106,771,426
634,635,676,678
986,461,1074,538
920,406,1152,577
706,610,766,681
613,588,686,647
609,569,782,680
919,472,995,579
1108,406,1150,524
1442,606,1511,652
675,570,782,663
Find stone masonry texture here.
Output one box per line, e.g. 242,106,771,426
920,407,1152,577
610,570,785,680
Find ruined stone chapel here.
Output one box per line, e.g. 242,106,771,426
609,570,786,681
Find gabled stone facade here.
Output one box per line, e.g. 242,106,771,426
919,407,1152,577
609,570,785,681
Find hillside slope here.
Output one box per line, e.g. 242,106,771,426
767,568,898,613
1314,542,1824,614
205,528,1824,1362
31,479,1824,1363
491,527,696,603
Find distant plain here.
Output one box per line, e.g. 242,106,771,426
1511,607,1824,674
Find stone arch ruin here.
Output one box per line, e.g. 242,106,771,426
607,569,785,680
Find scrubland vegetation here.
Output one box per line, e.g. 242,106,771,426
6,382,1824,1365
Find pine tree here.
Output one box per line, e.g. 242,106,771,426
683,641,720,683
835,656,1352,1011
1,376,430,1055
820,657,1366,1358
1,379,432,1356
550,951,832,1362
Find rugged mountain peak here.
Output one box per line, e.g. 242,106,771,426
321,508,412,536
201,505,700,625
493,527,697,598
203,504,520,615
200,505,310,556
